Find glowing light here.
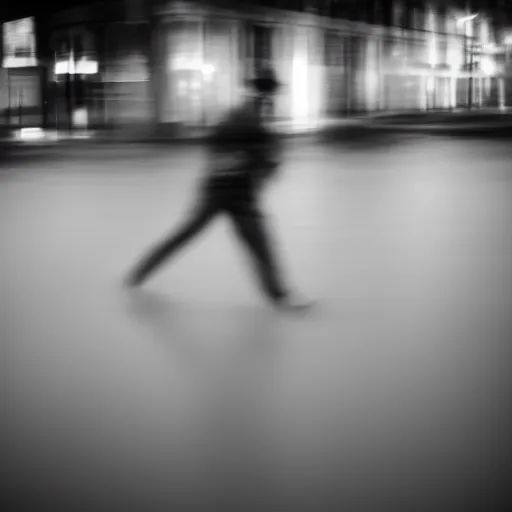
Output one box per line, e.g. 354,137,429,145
505,35,512,45
16,127,44,140
3,56,37,68
173,57,198,70
202,64,215,75
291,40,309,124
72,108,88,128
456,14,478,27
76,60,98,74
448,43,463,71
480,57,496,76
54,58,98,75
171,57,216,78
172,56,197,70
54,61,69,75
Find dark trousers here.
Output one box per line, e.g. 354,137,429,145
130,180,288,301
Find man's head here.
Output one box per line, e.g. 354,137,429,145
245,67,282,117
249,67,281,95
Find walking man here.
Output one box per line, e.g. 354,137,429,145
126,67,313,311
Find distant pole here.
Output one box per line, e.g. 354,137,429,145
468,33,474,111
19,89,23,128
457,10,478,111
463,30,469,109
7,71,11,125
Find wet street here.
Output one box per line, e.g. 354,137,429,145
1,135,511,511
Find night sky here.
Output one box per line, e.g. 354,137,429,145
0,0,95,22
2,1,512,23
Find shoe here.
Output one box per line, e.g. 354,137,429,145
125,270,145,288
275,293,315,311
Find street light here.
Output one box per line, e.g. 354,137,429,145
456,13,479,110
456,13,478,27
480,57,496,76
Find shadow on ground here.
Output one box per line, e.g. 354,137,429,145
317,124,419,148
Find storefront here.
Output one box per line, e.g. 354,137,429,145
44,0,153,132
43,1,509,135
153,2,330,131
156,17,239,128
48,27,101,130
1,16,42,127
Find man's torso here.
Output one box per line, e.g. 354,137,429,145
206,104,281,189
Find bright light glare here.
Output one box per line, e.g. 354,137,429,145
72,108,88,128
171,57,216,77
17,127,44,140
480,57,496,76
449,45,463,71
55,59,98,75
505,35,512,45
3,56,38,68
172,56,197,70
456,14,478,27
55,61,68,74
291,45,309,124
202,64,215,75
76,60,98,74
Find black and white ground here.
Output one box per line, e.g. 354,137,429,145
1,135,511,511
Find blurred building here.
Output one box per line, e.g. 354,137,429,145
3,1,512,132
0,16,42,129
44,1,152,132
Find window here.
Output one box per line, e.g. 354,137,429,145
253,24,273,63
2,17,37,68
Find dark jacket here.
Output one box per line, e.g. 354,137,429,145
206,102,281,190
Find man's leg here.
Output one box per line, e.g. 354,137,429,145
227,202,289,302
227,199,314,310
127,194,219,286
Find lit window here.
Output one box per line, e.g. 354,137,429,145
54,58,98,75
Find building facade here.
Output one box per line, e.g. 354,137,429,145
0,16,43,128
151,0,512,130
3,0,511,132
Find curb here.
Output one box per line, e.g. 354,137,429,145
0,123,360,147
3,118,511,147
362,122,512,135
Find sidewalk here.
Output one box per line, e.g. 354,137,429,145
2,109,512,147
362,108,512,134
0,118,365,147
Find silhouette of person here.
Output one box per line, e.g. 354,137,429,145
126,67,313,311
